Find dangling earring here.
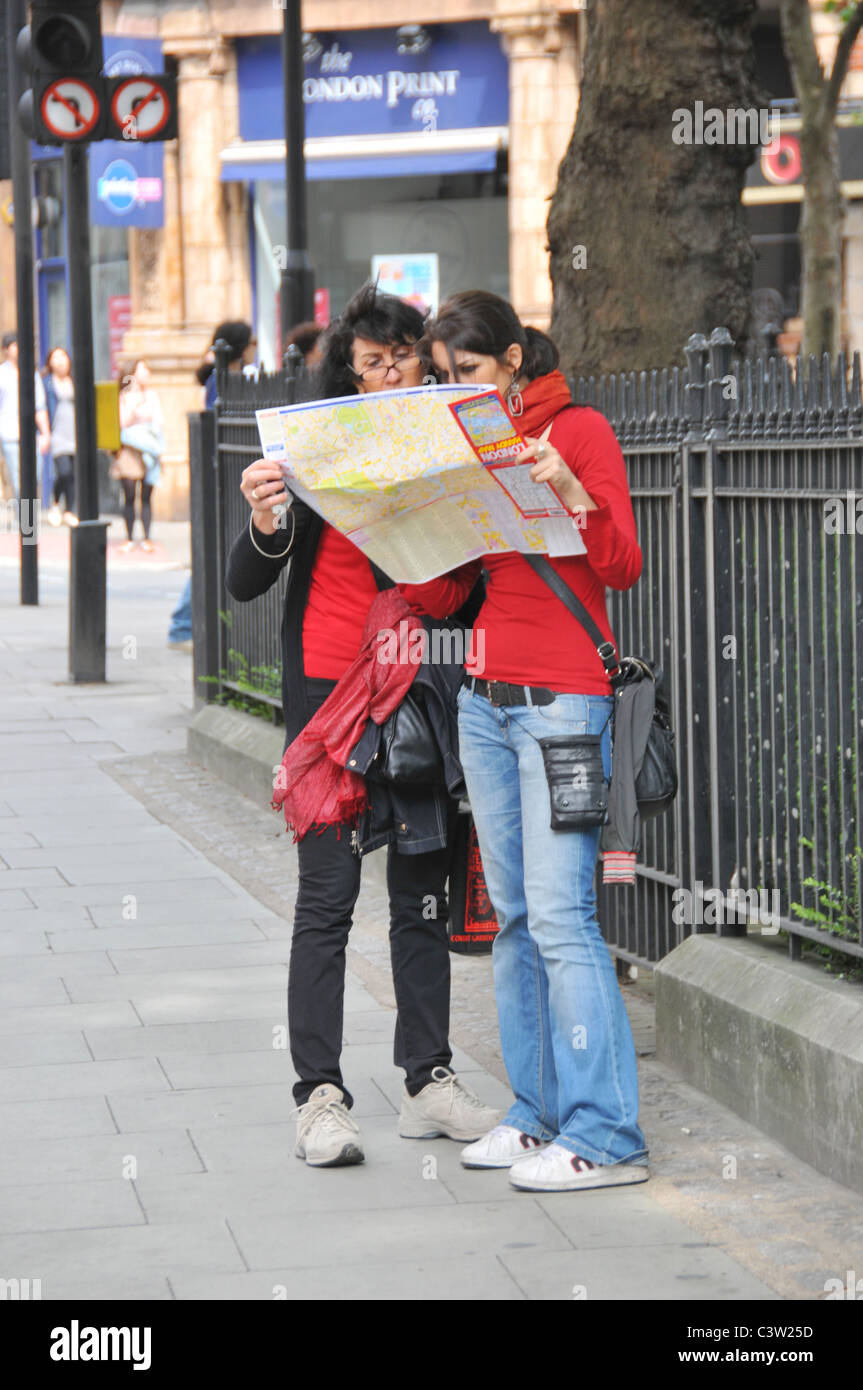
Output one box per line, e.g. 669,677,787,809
507,371,524,417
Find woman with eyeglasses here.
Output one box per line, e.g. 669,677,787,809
225,283,500,1169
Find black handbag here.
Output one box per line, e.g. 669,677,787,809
374,689,445,787
524,555,678,818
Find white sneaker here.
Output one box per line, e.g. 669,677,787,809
293,1083,364,1167
461,1124,552,1169
399,1066,504,1141
509,1141,649,1192
46,504,62,527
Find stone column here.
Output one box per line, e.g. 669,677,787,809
491,3,581,329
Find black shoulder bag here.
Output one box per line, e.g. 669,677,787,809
524,554,678,819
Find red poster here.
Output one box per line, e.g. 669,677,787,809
314,287,330,326
108,295,132,378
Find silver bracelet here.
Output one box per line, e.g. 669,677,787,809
248,507,295,558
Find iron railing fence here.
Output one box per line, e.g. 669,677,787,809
210,350,308,720
192,329,863,969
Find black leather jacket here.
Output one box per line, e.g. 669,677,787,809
224,500,476,855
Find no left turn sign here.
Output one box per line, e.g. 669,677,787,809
39,78,102,141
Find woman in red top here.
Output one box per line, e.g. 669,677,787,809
425,291,649,1192
226,284,499,1170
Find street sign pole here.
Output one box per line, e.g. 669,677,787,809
280,0,315,348
6,0,38,606
64,141,108,682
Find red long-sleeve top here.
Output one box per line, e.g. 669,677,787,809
303,522,481,679
465,406,642,695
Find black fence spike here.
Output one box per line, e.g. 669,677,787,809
834,351,849,436
851,352,863,435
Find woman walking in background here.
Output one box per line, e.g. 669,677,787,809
43,347,76,527
424,290,649,1193
114,359,164,553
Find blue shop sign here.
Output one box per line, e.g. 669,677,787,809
89,36,165,228
236,22,509,144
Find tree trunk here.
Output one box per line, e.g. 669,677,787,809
778,0,853,359
548,0,760,376
798,113,843,358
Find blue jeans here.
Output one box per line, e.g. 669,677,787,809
457,683,647,1166
168,575,192,642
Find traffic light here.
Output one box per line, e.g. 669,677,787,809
21,2,105,145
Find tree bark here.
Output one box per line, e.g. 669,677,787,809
548,0,760,375
779,0,863,358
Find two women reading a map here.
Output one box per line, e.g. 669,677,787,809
424,291,650,1192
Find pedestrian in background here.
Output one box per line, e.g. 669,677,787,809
0,332,51,501
194,320,256,409
284,320,324,368
168,320,257,649
43,346,77,527
113,358,164,554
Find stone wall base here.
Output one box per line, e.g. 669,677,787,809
655,933,863,1195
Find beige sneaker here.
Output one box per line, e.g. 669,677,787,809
293,1084,364,1167
399,1066,504,1141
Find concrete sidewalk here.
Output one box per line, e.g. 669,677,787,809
1,552,862,1300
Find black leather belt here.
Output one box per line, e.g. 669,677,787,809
465,676,556,707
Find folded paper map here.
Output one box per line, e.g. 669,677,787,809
255,383,586,583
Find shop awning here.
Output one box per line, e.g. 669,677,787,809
219,127,508,183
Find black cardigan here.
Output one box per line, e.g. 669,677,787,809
225,499,393,747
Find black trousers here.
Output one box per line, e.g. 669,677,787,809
121,478,154,540
53,454,75,513
288,678,456,1108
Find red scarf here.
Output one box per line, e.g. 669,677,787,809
272,590,422,840
511,369,574,439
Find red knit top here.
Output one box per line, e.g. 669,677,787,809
303,522,481,679
465,398,641,695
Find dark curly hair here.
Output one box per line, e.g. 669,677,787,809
423,290,559,383
312,281,426,399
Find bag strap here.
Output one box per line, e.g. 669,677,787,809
523,554,622,687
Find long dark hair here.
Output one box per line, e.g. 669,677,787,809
313,281,426,399
423,290,559,382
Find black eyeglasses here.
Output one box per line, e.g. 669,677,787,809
352,349,421,384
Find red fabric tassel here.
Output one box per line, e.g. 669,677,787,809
272,590,423,841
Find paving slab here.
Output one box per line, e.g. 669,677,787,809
0,1000,142,1036
228,1199,572,1272
498,1244,778,1301
0,1177,145,1237
47,920,268,954
0,1221,247,1288
0,1031,92,1066
168,1256,524,1301
0,1057,170,1104
0,1095,117,1142
0,1129,204,1188
84,1018,283,1059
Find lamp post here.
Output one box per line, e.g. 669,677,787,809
280,0,315,350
